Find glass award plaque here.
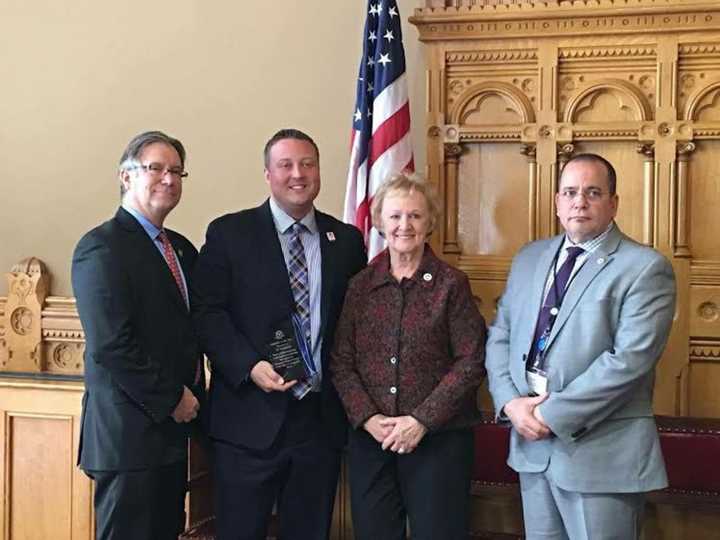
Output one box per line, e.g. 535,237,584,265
266,318,306,381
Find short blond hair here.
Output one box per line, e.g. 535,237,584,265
371,173,439,237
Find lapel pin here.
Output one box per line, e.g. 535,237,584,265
177,249,183,257
326,232,336,242
423,272,432,282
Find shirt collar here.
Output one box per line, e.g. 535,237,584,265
562,221,615,253
268,197,318,234
122,203,163,240
368,244,441,291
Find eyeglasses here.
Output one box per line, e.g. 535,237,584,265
559,188,607,202
129,162,188,180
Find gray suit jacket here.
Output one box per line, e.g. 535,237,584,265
486,224,675,493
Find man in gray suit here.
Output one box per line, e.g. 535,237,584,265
486,153,676,539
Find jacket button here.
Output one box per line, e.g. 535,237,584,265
390,386,397,394
390,356,397,364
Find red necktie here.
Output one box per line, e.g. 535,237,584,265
158,231,188,307
158,230,202,386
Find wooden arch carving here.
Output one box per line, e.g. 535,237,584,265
684,80,720,121
450,81,536,125
564,79,653,123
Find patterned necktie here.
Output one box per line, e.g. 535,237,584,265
287,223,316,398
288,223,310,333
158,230,203,385
158,231,188,308
528,246,585,370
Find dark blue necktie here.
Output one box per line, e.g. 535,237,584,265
527,246,585,370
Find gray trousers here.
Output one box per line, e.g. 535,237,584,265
519,471,645,540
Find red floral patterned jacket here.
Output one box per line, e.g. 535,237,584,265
330,245,487,432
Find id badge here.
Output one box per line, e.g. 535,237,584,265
526,368,548,396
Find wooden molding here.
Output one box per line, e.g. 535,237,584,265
1,259,82,376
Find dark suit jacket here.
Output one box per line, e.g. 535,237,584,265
72,207,203,471
192,200,366,450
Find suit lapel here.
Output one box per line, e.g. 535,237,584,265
115,207,187,312
545,226,623,350
256,201,295,313
520,236,564,352
316,212,335,341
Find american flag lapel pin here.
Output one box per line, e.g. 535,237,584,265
326,232,336,242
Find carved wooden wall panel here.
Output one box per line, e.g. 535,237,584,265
411,0,720,425
412,2,720,537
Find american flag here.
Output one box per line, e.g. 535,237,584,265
344,0,414,259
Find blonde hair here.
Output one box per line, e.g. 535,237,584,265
371,173,439,237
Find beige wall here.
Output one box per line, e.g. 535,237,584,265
0,0,426,296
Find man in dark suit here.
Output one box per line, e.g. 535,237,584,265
192,128,366,540
72,131,204,540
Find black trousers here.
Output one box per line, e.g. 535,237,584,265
89,461,187,540
213,393,341,540
348,427,474,540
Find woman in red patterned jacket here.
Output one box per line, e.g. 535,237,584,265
331,173,487,540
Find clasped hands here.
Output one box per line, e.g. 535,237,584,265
364,413,427,455
503,393,551,441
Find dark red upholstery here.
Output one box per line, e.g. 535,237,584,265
472,415,720,497
472,419,519,485
656,415,720,495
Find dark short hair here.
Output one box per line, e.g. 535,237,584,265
560,153,617,195
263,128,319,168
118,131,186,196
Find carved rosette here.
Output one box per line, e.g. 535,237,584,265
2,258,50,373
10,307,33,336
698,301,720,322
47,342,84,374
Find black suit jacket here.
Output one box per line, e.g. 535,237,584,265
72,207,203,471
192,200,366,450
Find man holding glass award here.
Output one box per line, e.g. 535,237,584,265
192,128,366,540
